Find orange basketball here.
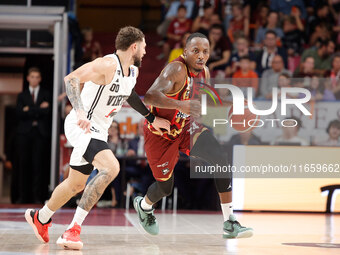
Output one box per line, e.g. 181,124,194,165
228,102,261,133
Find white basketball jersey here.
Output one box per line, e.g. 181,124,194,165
79,53,137,132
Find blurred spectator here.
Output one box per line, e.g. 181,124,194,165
282,16,305,56
255,11,284,47
294,56,315,78
271,117,309,146
259,55,291,99
307,3,334,45
192,2,214,36
161,4,192,60
270,0,307,19
232,56,259,95
15,67,51,203
226,130,262,163
108,120,126,157
125,120,153,195
227,3,249,43
165,0,195,19
255,30,288,76
301,39,335,76
325,54,340,99
254,4,270,32
207,24,231,73
98,121,126,208
315,119,340,146
81,27,103,63
225,36,256,77
277,73,301,98
157,0,195,40
303,75,336,101
168,32,190,62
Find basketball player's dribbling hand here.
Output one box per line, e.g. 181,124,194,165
152,117,171,135
76,110,91,134
179,100,201,119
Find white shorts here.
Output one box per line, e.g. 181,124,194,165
64,110,108,167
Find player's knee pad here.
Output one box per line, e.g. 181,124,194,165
147,175,174,203
157,175,174,197
214,177,232,193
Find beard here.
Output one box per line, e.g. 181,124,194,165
133,54,142,67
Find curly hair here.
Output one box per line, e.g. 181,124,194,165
115,26,145,51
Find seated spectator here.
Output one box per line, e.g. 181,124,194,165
254,4,270,33
192,3,214,36
259,55,291,99
255,30,288,76
303,75,336,101
207,24,231,73
309,23,332,46
226,130,262,163
81,27,103,63
301,39,335,76
277,72,300,98
315,120,340,146
232,56,259,95
255,11,284,47
225,36,256,77
308,3,334,45
227,3,249,43
294,56,315,78
270,0,307,19
126,119,153,195
157,0,195,39
324,54,340,99
168,32,190,63
282,16,304,56
271,117,309,146
162,4,192,60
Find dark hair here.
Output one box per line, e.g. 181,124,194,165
239,55,250,61
203,2,212,10
319,39,331,48
286,116,302,129
332,53,340,63
210,24,224,33
265,29,277,37
326,119,340,133
279,72,291,79
115,26,145,51
186,32,208,45
178,4,187,12
27,67,41,76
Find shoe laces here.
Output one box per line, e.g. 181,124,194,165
232,220,243,229
146,213,156,225
69,224,81,235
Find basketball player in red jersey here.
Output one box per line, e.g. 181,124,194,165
134,33,253,238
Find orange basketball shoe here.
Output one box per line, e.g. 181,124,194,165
56,223,83,250
25,209,52,243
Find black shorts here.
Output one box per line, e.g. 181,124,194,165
70,138,109,175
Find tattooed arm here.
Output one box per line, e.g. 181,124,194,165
64,57,117,133
144,61,201,118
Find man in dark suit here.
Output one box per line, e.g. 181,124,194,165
16,67,51,203
255,30,288,77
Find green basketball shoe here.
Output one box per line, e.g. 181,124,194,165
223,214,253,238
133,196,159,235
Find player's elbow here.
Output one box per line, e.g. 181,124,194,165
144,91,155,105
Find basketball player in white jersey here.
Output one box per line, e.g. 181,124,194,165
24,26,170,250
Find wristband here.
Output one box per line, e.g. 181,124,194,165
145,112,155,123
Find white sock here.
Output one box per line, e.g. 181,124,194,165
141,197,153,211
67,207,88,230
221,203,233,221
38,205,55,224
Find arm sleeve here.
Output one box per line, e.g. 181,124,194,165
127,89,155,123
